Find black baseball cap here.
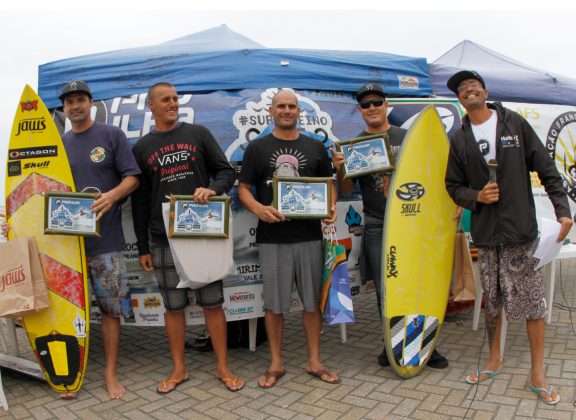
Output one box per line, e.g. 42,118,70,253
356,83,386,102
446,70,486,94
59,80,93,101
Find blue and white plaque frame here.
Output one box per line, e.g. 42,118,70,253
336,133,395,179
44,191,99,237
273,177,332,219
169,195,230,238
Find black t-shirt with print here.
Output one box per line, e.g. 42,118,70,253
239,133,332,244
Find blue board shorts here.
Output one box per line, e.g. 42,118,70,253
87,251,133,318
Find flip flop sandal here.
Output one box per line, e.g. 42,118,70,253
219,376,245,392
307,368,341,384
156,376,190,394
258,369,286,389
465,369,501,384
528,384,561,405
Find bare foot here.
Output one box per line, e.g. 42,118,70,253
105,375,126,400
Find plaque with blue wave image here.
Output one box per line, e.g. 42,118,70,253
168,195,230,238
273,176,332,219
336,133,395,179
44,191,100,236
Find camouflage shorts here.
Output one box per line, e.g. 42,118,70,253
87,252,133,318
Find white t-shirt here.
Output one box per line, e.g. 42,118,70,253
471,110,497,162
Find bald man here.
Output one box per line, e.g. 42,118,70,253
238,90,340,388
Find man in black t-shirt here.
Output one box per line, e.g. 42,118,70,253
238,89,340,388
332,83,448,369
131,82,243,394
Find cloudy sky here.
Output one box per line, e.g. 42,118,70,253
1,1,575,199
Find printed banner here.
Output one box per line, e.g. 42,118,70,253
51,89,465,326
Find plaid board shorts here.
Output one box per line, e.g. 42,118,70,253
478,238,546,321
151,243,224,312
87,251,133,318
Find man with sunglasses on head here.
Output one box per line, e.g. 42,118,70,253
331,83,448,369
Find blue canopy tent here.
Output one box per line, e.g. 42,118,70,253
39,24,431,109
429,40,576,106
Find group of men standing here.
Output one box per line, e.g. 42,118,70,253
2,71,571,406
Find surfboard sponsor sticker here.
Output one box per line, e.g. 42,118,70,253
15,117,47,136
396,182,425,217
395,182,425,201
20,100,38,112
9,146,58,160
7,161,21,177
73,314,87,338
387,245,398,278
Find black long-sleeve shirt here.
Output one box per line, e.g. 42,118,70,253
131,123,235,254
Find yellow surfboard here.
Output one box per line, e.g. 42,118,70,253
5,85,90,393
382,105,457,379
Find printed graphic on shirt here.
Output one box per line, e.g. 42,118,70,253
271,148,308,177
90,147,106,163
499,135,520,148
477,139,490,155
145,143,197,183
226,88,337,162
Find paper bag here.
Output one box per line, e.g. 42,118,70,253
452,231,476,302
0,237,50,317
27,237,50,311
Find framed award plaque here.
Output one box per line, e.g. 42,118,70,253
168,195,230,238
336,133,395,179
273,177,332,219
44,191,100,237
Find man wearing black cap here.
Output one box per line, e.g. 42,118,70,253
445,70,572,404
332,83,448,369
59,80,141,400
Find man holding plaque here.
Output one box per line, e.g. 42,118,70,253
59,80,141,399
238,89,340,388
131,82,244,394
331,83,448,369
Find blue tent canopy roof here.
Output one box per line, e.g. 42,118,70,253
38,25,431,109
429,40,576,105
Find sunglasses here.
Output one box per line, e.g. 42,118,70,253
359,98,385,109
